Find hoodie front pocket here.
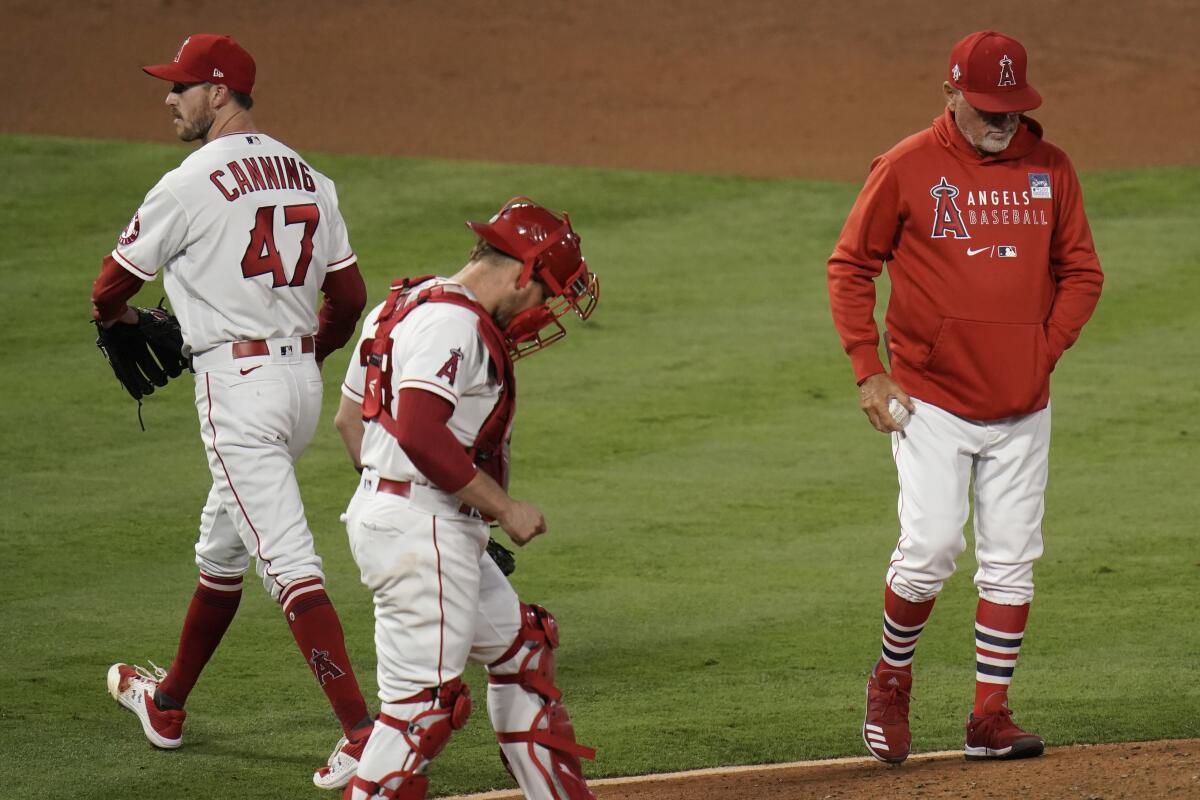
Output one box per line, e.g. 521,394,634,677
921,318,1051,417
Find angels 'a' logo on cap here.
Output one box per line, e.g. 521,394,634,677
952,63,962,82
998,54,1017,87
174,36,190,63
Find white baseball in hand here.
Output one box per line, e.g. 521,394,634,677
888,398,911,429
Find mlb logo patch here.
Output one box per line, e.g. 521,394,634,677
1028,172,1052,199
245,135,262,145
997,246,1018,258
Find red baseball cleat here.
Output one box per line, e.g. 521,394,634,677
965,692,1045,760
863,668,912,763
106,661,186,749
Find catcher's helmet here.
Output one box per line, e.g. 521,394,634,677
467,198,599,359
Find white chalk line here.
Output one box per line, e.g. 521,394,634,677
437,748,964,799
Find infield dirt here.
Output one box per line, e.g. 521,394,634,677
4,1,1197,797
3,0,1198,180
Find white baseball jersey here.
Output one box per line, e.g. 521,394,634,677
111,132,356,354
342,280,502,483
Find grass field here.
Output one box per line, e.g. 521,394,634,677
0,134,1197,799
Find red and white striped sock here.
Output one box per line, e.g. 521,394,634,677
158,572,243,707
876,585,936,675
973,598,1030,715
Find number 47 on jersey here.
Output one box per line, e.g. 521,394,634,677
241,203,319,288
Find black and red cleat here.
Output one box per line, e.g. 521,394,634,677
965,692,1044,760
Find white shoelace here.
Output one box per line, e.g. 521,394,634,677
133,661,168,682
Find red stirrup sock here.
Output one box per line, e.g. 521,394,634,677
876,584,936,675
973,598,1030,715
157,573,243,708
282,579,370,734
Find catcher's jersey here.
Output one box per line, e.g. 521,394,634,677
111,132,356,354
343,280,502,483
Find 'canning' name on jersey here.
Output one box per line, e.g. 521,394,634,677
208,154,318,202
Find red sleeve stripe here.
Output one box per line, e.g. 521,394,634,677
111,248,156,279
397,378,459,404
342,383,364,401
328,253,357,271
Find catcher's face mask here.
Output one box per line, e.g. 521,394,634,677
467,197,599,361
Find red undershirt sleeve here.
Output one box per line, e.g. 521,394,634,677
91,255,145,322
315,264,368,362
393,388,478,493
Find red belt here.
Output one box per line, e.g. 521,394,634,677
376,478,479,518
231,336,315,358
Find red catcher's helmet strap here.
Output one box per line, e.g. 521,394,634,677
361,279,517,488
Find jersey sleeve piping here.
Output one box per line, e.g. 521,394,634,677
341,382,364,402
110,248,157,280
328,252,357,271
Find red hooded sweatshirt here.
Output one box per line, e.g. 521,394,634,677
828,110,1103,421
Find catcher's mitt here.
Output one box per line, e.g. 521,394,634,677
486,537,516,576
95,303,189,402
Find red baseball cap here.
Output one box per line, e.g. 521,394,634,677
947,30,1041,113
143,34,256,95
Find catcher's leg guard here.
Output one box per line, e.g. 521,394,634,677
487,603,596,800
342,679,472,800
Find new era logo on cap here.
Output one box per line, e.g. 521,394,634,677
948,30,1042,113
143,33,256,95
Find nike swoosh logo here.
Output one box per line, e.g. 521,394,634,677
239,365,263,376
967,246,992,256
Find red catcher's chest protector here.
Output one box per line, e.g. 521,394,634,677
360,276,517,488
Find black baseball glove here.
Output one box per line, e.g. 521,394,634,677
95,304,189,401
487,537,517,576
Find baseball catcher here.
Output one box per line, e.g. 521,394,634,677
334,197,599,799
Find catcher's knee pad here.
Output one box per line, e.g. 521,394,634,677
345,679,472,800
487,604,596,800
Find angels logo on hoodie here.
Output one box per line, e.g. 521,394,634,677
929,177,971,239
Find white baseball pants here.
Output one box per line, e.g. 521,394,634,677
344,473,521,701
191,338,326,600
886,398,1050,605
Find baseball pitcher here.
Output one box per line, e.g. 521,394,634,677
92,34,375,789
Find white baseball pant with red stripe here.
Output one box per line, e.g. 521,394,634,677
344,475,520,699
191,339,326,600
886,398,1050,605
